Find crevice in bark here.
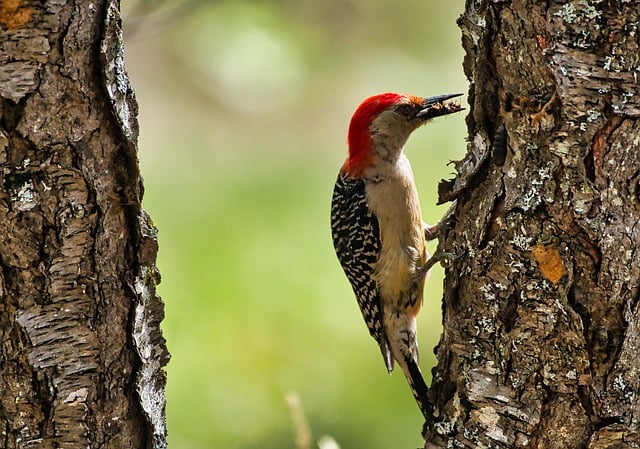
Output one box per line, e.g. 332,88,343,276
500,292,519,334
567,284,591,346
583,145,596,183
593,416,626,431
0,99,21,130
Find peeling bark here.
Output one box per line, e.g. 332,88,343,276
0,0,168,448
426,1,640,448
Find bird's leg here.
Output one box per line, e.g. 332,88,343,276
418,202,462,277
420,248,460,276
424,221,445,241
423,201,457,242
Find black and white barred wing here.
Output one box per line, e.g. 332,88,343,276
330,174,393,372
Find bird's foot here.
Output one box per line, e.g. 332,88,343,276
424,201,457,242
418,248,464,278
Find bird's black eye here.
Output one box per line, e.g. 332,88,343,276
396,103,413,117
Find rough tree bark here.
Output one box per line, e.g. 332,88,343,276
0,1,168,448
425,1,640,448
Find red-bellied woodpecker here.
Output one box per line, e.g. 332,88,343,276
330,92,463,418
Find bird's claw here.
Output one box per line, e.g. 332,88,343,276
417,247,466,279
424,201,457,242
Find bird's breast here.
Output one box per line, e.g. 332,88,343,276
364,158,426,303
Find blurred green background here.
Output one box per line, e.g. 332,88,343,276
124,1,466,447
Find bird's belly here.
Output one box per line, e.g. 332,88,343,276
364,167,426,313
375,240,425,312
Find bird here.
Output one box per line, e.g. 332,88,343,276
330,92,463,418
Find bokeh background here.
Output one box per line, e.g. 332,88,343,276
124,1,466,448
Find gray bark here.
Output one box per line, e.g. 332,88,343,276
425,1,640,448
0,1,168,448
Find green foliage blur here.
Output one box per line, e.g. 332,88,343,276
125,1,466,447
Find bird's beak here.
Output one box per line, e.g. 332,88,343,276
415,93,464,120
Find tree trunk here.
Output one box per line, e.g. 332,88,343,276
426,1,640,447
0,1,168,448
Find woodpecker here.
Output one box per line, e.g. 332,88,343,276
330,92,462,418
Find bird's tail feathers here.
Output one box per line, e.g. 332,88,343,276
402,355,432,419
379,337,395,374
